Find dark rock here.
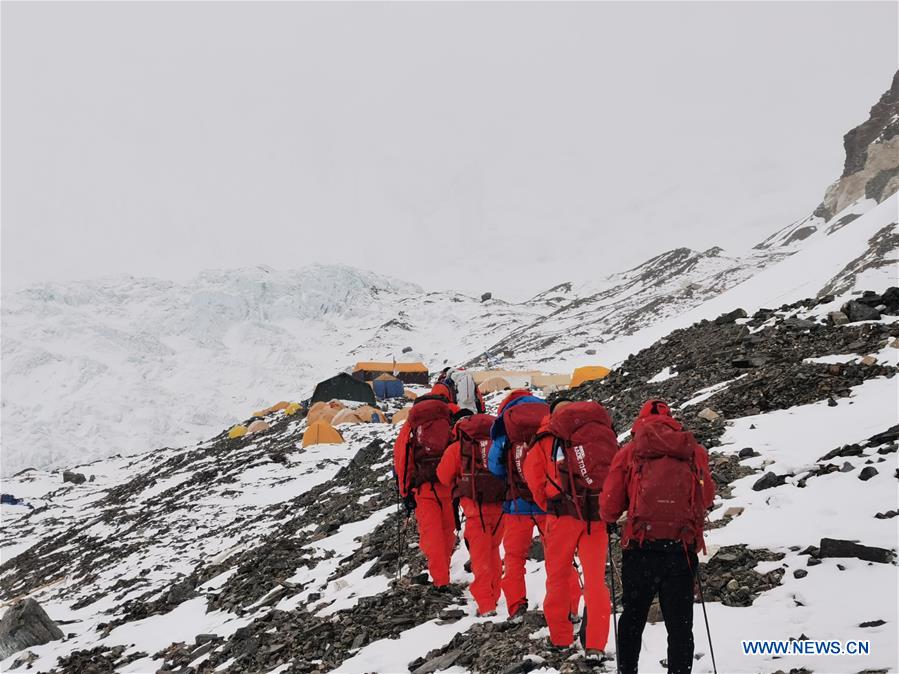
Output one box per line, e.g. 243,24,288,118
412,647,464,674
859,466,879,481
842,300,881,323
859,620,886,628
793,569,808,579
752,472,786,491
480,292,492,302
819,538,894,564
828,311,849,326
875,510,897,519
402,346,413,354
0,599,64,659
62,471,86,485
738,447,756,459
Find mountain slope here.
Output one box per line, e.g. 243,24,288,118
2,285,896,674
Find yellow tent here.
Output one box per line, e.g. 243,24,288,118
228,424,248,439
284,402,303,416
302,421,344,447
247,420,270,434
392,406,412,425
570,366,611,388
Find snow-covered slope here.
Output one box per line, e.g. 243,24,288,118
0,266,548,475
1,288,896,674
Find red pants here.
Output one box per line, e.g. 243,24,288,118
460,499,504,614
544,515,610,649
414,486,456,586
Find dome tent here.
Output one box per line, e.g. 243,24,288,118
302,421,344,447
228,424,248,439
373,374,405,400
478,376,511,393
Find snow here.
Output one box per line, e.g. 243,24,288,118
648,366,677,383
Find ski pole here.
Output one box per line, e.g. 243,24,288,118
607,535,621,674
696,568,718,674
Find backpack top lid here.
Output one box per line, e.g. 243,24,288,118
632,414,695,461
548,400,613,440
408,396,452,425
455,413,496,441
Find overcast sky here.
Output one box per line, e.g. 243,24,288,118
2,2,896,300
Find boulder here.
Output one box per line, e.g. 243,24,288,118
480,292,492,302
402,346,413,354
860,355,878,366
827,311,850,326
752,472,785,491
841,300,881,322
62,470,86,485
818,538,894,564
697,408,720,422
858,466,879,481
0,599,64,659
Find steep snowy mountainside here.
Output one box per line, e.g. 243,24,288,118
1,288,895,674
0,266,546,475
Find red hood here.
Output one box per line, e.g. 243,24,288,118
632,415,695,460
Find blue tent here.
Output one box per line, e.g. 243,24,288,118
373,377,404,400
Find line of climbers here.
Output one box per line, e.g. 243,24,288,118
394,373,716,674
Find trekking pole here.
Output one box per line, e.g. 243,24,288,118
696,570,718,674
607,535,621,674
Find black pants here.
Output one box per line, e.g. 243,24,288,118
617,543,698,674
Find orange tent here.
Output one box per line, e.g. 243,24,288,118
570,366,611,388
392,406,412,425
307,401,345,425
302,421,344,447
252,401,291,417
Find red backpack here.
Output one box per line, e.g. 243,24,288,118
504,401,550,501
547,401,618,521
627,416,707,547
405,396,453,488
454,414,506,505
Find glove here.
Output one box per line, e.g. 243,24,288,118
606,522,620,537
403,492,417,516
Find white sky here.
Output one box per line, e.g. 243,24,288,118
2,1,897,301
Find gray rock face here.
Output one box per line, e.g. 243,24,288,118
0,598,64,659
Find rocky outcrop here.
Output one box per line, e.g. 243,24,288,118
818,70,899,219
0,598,64,659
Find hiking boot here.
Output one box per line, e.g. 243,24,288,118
544,638,571,654
477,609,497,618
569,611,581,625
584,649,605,662
507,600,528,623
464,560,472,573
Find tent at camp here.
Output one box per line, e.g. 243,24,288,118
404,389,418,400
252,401,291,417
392,406,412,425
310,373,377,405
532,374,571,393
228,424,248,439
471,370,541,389
373,374,405,400
353,362,429,385
479,376,511,393
246,420,270,434
570,365,611,388
307,401,344,425
284,402,304,416
302,421,344,447
332,405,388,425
